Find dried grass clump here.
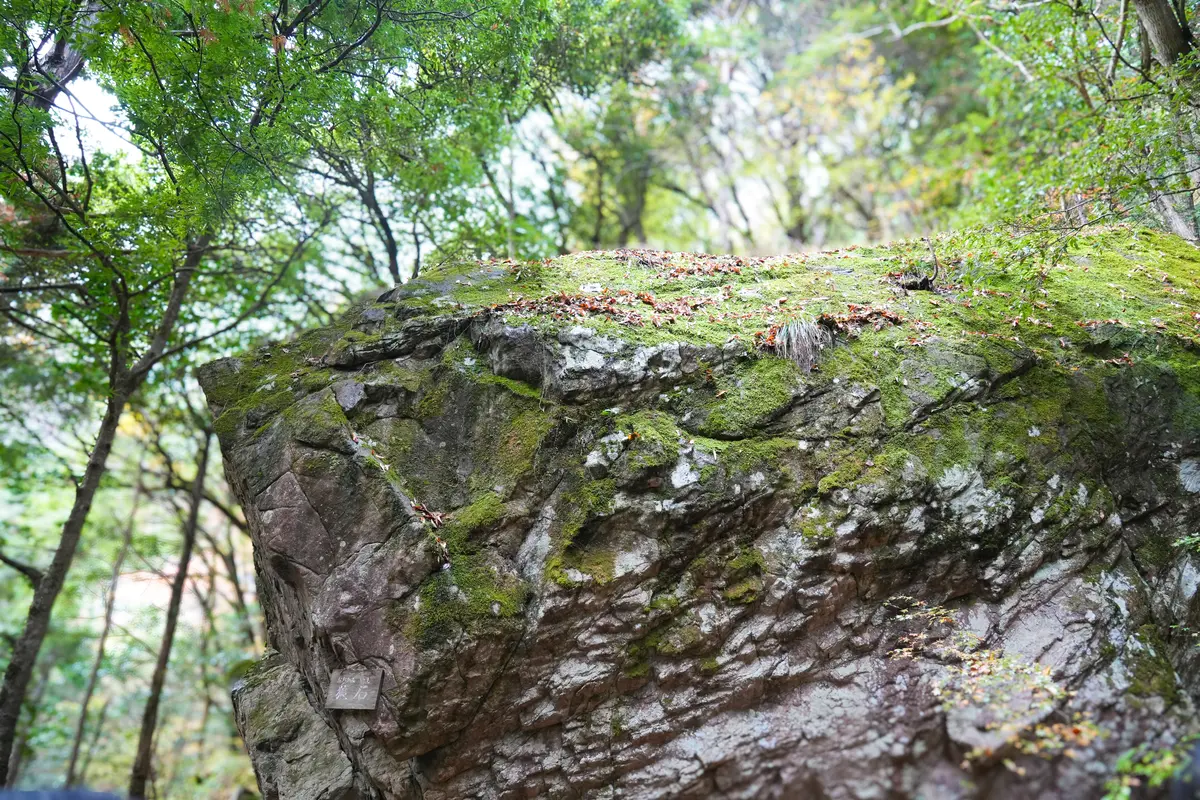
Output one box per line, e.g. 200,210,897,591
773,320,831,372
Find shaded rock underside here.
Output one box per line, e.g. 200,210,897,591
202,227,1200,799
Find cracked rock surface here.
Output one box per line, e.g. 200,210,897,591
202,229,1200,798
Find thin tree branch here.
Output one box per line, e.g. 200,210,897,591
0,552,42,588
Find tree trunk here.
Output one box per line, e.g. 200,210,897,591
0,387,130,785
128,432,210,799
1132,0,1193,66
64,476,141,787
76,697,109,785
0,219,207,780
15,1,99,111
1141,20,1156,73
201,524,259,650
477,156,517,263
1153,190,1198,237
411,218,422,280
4,655,51,787
592,162,606,249
359,168,402,285
225,527,260,651
507,149,517,261
191,572,218,787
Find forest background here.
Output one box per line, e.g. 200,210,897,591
2,0,1199,795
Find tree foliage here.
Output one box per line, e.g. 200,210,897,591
0,0,682,792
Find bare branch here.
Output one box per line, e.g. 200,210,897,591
0,552,42,588
0,282,85,293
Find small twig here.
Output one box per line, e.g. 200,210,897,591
966,17,1034,82
925,236,942,284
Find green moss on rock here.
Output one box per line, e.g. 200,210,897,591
617,411,682,471
1129,625,1180,706
697,357,802,436
443,492,506,543
722,576,763,605
407,564,527,647
546,477,618,586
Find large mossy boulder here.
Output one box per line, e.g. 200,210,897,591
202,227,1200,799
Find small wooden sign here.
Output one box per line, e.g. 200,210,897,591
325,667,383,711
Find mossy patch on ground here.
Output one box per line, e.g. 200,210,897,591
376,228,1200,375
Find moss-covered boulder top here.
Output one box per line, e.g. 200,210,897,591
207,225,1200,428
202,227,1200,800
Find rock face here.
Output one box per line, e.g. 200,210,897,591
202,229,1200,799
